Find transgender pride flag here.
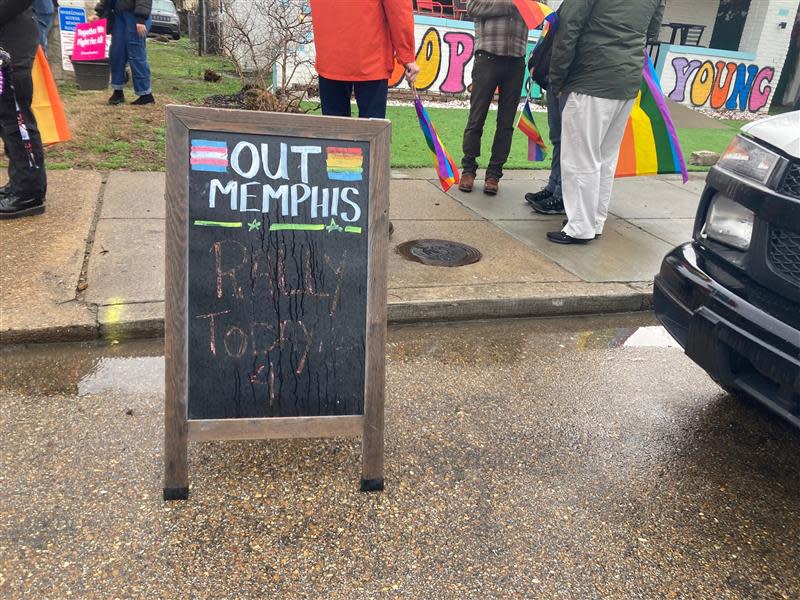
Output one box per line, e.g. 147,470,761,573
191,139,228,173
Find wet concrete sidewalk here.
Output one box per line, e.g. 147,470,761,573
0,168,706,343
2,315,799,598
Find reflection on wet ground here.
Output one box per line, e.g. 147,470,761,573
78,356,165,397
1,314,798,598
1,314,675,398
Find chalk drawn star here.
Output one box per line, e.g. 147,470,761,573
326,218,343,233
247,219,261,231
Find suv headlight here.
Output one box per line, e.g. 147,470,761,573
717,135,780,184
702,194,754,251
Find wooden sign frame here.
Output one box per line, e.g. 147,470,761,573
163,106,391,500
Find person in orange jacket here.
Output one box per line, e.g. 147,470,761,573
309,0,420,119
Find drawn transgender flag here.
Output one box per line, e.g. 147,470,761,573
190,139,228,172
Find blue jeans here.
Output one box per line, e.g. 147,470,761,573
545,91,565,199
318,77,388,119
36,12,55,50
110,12,152,95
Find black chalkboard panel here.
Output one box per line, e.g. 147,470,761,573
186,132,370,419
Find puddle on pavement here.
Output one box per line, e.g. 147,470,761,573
388,314,680,365
0,339,164,397
618,325,681,348
78,356,164,396
1,316,681,396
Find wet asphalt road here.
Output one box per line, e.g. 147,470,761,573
1,314,798,599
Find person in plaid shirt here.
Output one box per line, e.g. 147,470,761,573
458,0,527,196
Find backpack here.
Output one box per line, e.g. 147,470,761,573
527,27,555,90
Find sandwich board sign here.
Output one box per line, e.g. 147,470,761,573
163,106,390,499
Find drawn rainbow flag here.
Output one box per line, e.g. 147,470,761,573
615,53,688,182
191,139,228,172
327,147,364,181
517,100,547,162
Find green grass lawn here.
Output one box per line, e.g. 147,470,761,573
42,39,741,172
386,103,742,171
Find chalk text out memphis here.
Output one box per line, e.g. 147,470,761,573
201,139,366,224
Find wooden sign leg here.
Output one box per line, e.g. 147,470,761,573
164,106,190,501
164,333,189,500
361,317,386,492
361,397,385,491
164,400,189,500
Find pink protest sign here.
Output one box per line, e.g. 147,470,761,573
72,20,108,61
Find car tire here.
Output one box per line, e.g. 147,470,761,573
172,32,181,40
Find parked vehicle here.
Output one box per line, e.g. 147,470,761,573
655,111,800,428
150,0,180,40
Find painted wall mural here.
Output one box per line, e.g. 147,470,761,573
287,18,540,97
666,56,775,112
389,27,477,93
386,23,541,97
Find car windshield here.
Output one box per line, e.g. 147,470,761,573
153,0,176,13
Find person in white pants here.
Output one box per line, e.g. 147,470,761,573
546,0,665,245
558,93,635,241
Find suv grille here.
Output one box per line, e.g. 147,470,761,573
779,163,800,199
768,227,800,286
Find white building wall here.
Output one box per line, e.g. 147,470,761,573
548,0,719,43
739,0,799,106
659,0,720,45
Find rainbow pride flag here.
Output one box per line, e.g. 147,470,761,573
616,53,688,182
517,100,547,161
30,47,70,145
512,0,553,30
413,93,460,192
326,147,364,181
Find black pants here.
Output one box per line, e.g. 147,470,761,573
0,65,46,197
319,76,388,119
461,51,525,180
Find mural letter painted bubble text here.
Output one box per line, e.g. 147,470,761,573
668,57,775,112
389,27,476,94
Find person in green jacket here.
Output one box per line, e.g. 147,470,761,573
546,0,665,245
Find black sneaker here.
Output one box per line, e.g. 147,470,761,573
531,195,566,215
562,219,602,239
0,194,45,219
546,230,591,245
525,188,551,206
0,183,10,197
108,90,125,105
131,93,155,106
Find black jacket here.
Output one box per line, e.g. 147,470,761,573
0,0,39,70
550,0,665,99
96,0,153,28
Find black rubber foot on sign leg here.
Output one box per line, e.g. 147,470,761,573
360,478,384,493
163,487,189,501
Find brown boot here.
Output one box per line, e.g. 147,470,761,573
458,173,475,192
484,177,499,195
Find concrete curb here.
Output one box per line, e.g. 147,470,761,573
0,288,655,346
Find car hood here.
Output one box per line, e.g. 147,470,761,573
741,111,800,159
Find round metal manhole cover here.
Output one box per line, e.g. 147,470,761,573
396,239,482,267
